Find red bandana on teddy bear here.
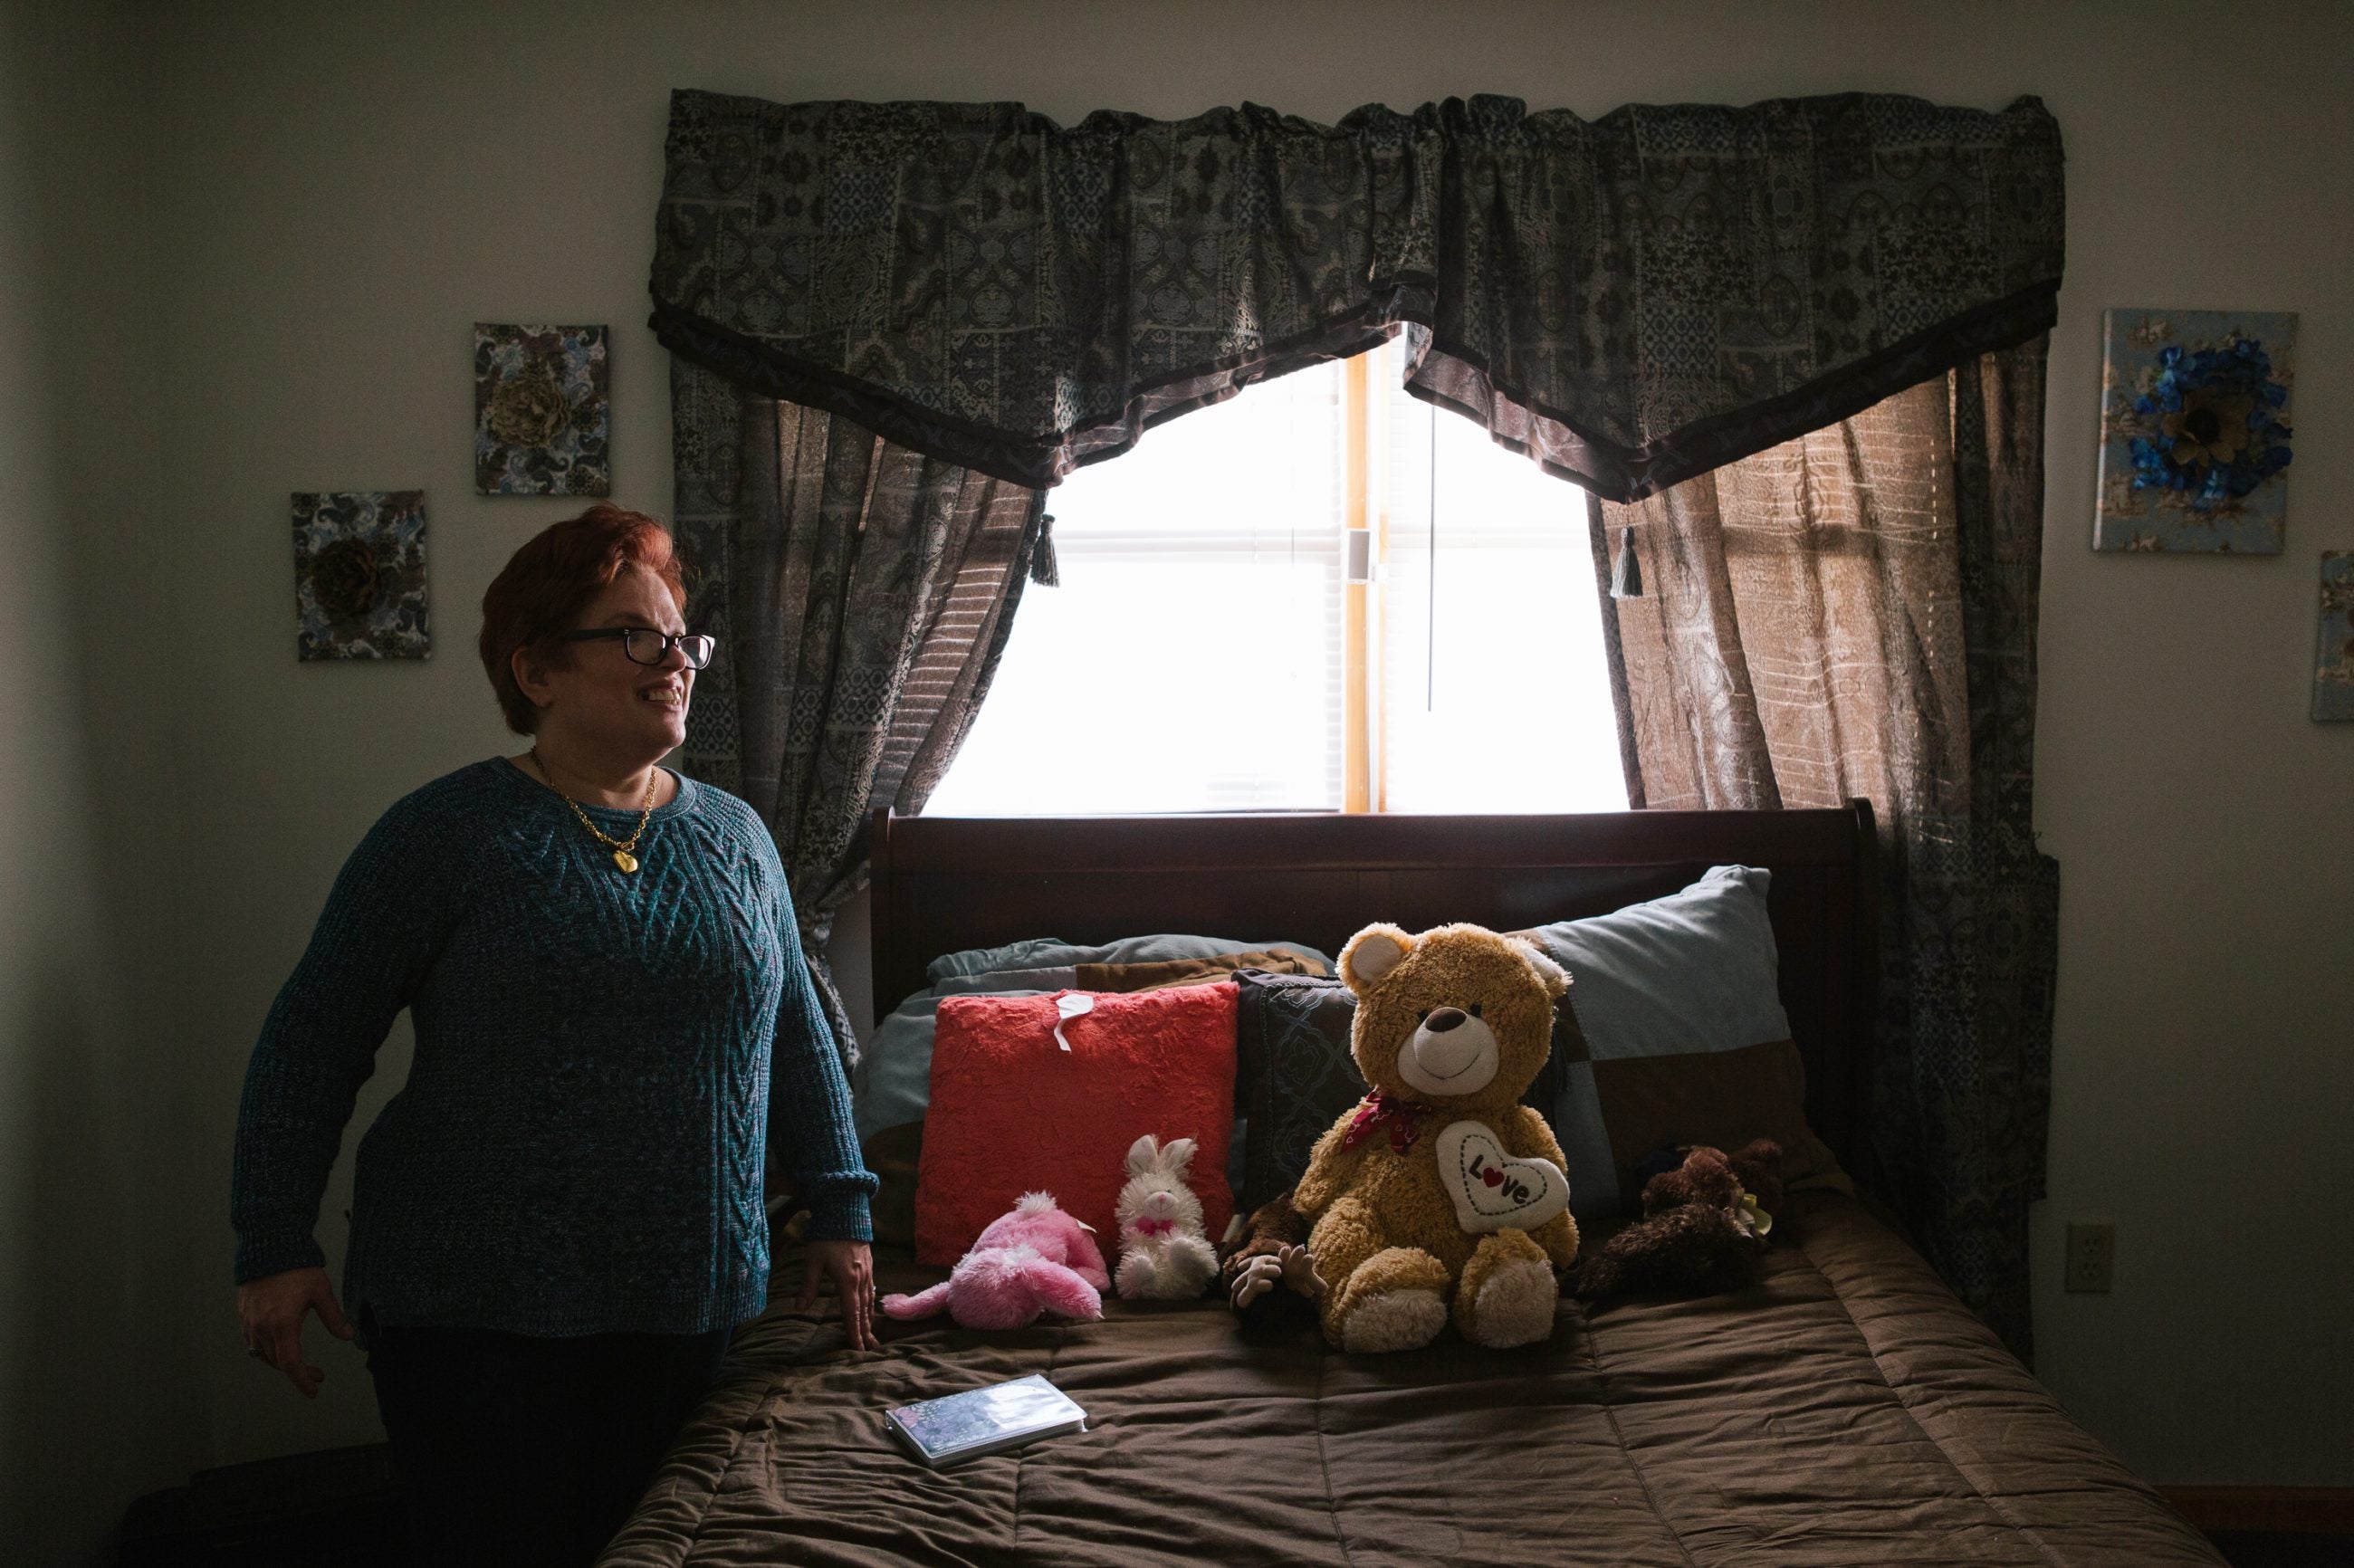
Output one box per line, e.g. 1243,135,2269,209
1339,1089,1435,1155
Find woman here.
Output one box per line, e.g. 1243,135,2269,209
232,504,876,1566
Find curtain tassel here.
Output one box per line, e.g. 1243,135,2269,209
1609,524,1643,599
1029,511,1059,587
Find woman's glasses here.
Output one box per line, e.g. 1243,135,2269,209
560,627,716,670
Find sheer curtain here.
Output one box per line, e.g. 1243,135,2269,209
1596,340,2058,1357
671,359,1048,1066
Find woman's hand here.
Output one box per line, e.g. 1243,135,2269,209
800,1240,876,1352
236,1267,354,1400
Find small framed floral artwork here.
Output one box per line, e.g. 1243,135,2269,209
292,490,430,661
2315,552,2354,722
474,322,610,495
2094,309,2295,553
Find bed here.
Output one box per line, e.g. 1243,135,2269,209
601,806,2219,1567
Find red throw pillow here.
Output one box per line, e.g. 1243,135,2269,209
914,985,1238,1266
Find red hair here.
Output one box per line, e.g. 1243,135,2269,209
478,503,688,735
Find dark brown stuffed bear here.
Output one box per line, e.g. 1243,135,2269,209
1220,1191,1323,1332
1571,1139,1784,1301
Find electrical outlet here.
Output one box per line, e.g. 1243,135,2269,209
2064,1221,2115,1293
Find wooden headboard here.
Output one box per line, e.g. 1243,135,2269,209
868,804,1880,1177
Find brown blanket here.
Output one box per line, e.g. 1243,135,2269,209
602,1197,2216,1567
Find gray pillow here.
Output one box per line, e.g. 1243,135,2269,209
850,973,1053,1143
924,932,1331,986
924,937,1090,984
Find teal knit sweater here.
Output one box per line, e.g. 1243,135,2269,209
231,759,875,1340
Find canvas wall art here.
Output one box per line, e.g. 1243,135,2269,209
474,322,611,495
2315,552,2354,722
2093,308,2296,553
292,490,430,661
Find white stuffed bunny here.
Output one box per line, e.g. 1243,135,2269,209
1113,1133,1220,1300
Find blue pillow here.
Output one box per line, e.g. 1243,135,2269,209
1517,866,1842,1217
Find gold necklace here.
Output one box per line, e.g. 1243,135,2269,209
531,748,658,873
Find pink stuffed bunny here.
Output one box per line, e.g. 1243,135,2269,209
881,1191,1109,1330
1113,1133,1220,1300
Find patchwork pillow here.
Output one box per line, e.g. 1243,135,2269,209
1077,949,1325,992
1231,970,1561,1215
1513,865,1849,1215
914,985,1239,1265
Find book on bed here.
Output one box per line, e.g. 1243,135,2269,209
884,1374,1088,1468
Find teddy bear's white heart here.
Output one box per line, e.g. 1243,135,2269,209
1436,1121,1568,1234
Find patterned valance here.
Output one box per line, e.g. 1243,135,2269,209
652,88,2062,503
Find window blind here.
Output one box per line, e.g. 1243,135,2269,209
923,364,1347,815
1378,370,1628,814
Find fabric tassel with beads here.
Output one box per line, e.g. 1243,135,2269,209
1609,524,1643,599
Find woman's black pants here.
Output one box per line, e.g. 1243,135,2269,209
365,1320,730,1567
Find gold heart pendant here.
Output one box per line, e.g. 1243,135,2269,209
612,850,639,873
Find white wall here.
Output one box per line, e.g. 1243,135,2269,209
0,3,206,1562
11,1,2347,1550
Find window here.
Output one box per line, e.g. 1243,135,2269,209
923,340,1627,816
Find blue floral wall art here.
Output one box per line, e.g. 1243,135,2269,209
2094,308,2296,553
474,322,611,495
2316,552,2354,722
292,490,430,661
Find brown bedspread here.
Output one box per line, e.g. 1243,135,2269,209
602,1196,2217,1567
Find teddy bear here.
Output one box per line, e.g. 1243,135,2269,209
1221,1190,1325,1332
1113,1134,1220,1300
881,1191,1109,1329
1571,1139,1784,1302
1288,923,1581,1353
